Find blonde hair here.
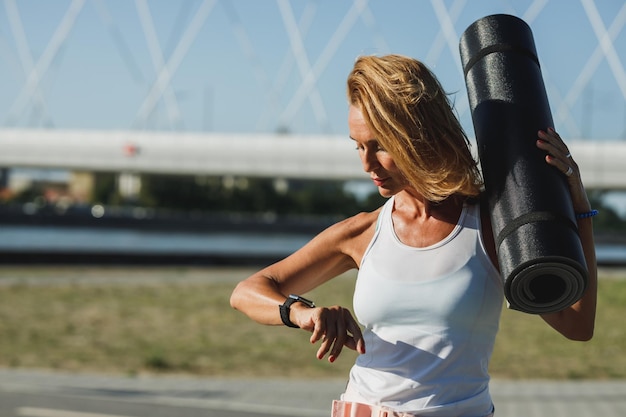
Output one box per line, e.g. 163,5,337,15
347,54,482,202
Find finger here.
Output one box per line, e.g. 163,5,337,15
349,322,366,354
537,129,570,159
309,310,325,344
310,322,324,344
316,315,337,360
339,332,359,353
316,334,335,361
328,315,348,363
540,130,574,171
315,335,329,359
545,153,576,178
343,310,366,354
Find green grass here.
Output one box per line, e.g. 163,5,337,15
491,274,626,379
0,266,624,379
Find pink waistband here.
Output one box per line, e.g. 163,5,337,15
332,400,413,417
331,400,494,417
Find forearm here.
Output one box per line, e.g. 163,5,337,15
541,215,597,340
536,129,598,340
230,272,289,326
230,249,354,326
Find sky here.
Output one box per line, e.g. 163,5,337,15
0,0,625,141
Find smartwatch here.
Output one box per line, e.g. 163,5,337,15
279,294,315,328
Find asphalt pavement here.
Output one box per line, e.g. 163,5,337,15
1,368,625,417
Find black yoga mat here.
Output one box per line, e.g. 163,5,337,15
459,14,588,314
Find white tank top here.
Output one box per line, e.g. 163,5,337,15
342,196,503,416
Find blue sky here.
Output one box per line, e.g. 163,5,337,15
0,0,625,141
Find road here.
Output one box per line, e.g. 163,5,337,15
0,391,278,417
0,369,339,417
1,369,626,417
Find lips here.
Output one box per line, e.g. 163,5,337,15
372,176,388,187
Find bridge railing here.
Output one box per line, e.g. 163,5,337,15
0,129,624,190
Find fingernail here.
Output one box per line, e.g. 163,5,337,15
329,355,335,363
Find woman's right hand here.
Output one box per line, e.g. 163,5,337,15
292,304,366,363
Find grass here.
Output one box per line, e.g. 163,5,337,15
0,266,624,379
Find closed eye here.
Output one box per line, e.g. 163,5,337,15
351,138,385,152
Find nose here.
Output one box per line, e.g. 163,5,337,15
359,148,379,173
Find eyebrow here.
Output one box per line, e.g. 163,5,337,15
349,136,379,142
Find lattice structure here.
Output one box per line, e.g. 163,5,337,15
0,0,624,139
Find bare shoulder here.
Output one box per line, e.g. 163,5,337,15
321,208,381,264
326,207,380,239
302,207,381,258
257,207,383,293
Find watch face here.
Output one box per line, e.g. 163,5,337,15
289,294,315,308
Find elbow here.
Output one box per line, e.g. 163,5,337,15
230,282,245,311
563,324,595,342
566,333,593,342
571,330,594,342
543,311,595,341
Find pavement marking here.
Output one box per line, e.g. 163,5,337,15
17,407,133,417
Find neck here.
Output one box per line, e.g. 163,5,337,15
394,190,463,220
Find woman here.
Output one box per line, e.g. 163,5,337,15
230,54,597,417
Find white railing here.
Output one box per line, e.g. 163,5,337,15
0,129,624,189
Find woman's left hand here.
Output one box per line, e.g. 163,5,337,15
536,127,597,341
536,128,591,213
296,304,365,363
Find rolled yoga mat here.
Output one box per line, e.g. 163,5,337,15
459,14,588,314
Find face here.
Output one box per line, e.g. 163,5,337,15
348,105,408,197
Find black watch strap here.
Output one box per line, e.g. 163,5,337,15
279,295,315,328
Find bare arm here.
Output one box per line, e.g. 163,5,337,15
230,212,376,360
537,128,597,341
229,235,355,325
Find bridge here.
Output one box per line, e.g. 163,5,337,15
1,2,625,192
0,2,623,268
0,128,624,190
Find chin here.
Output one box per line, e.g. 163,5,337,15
377,188,396,198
